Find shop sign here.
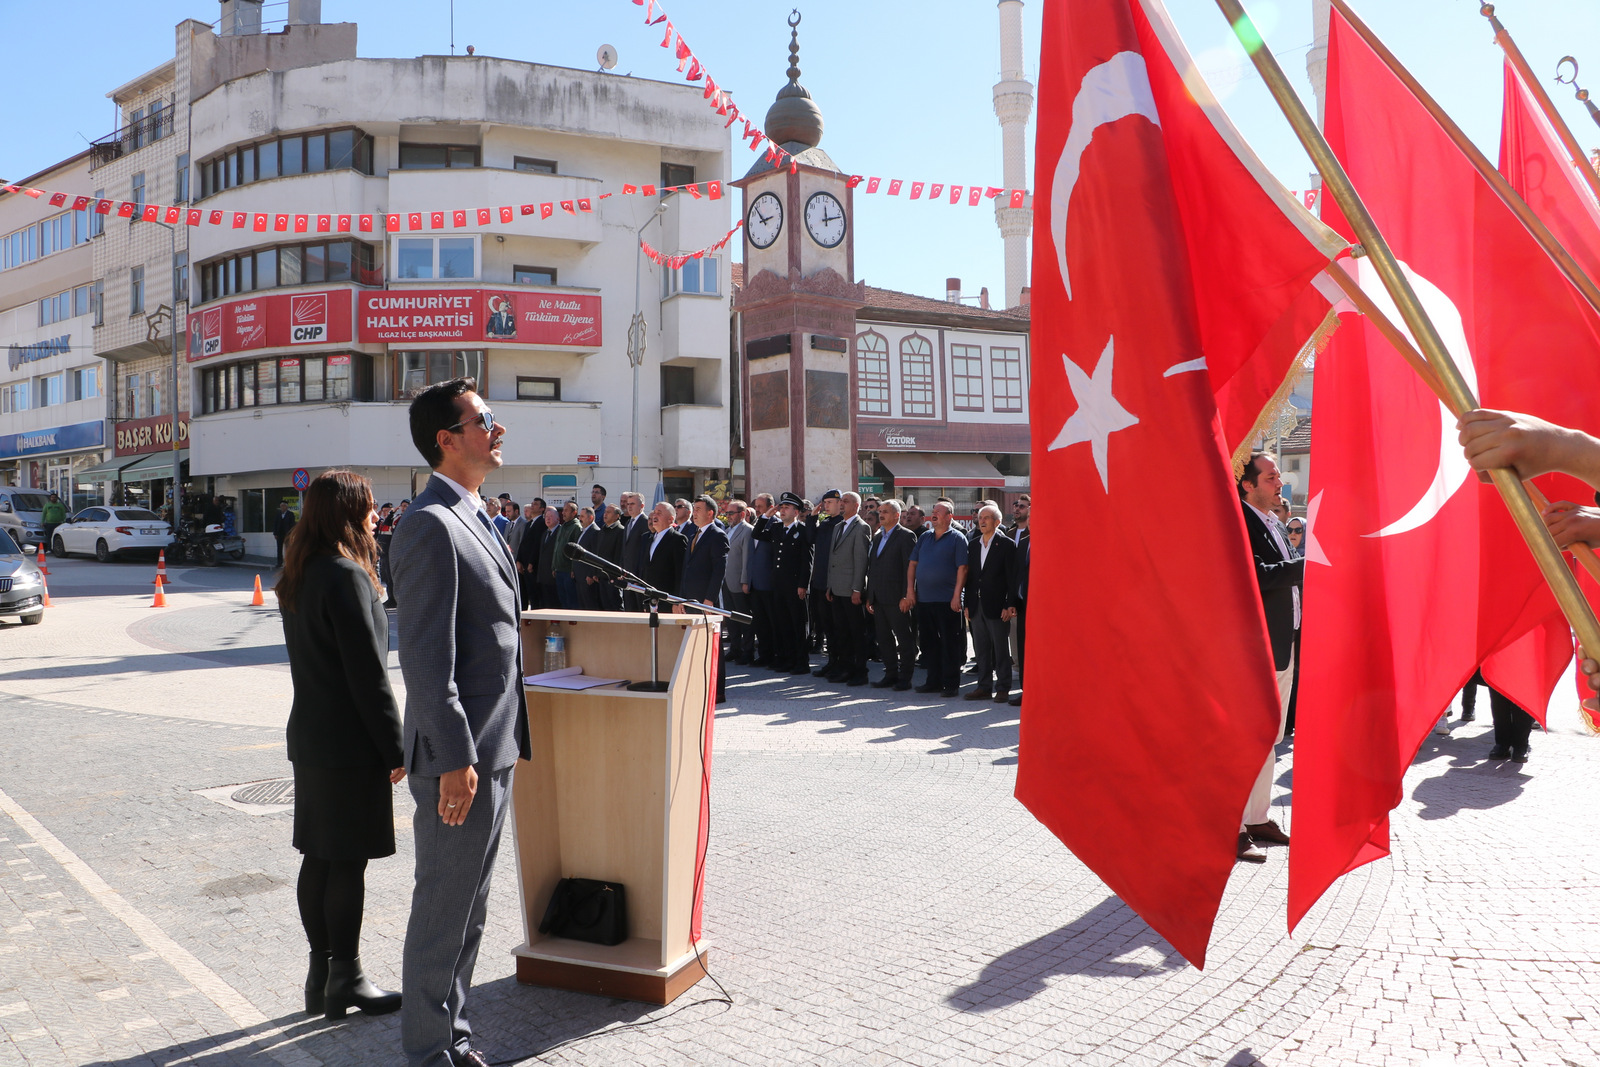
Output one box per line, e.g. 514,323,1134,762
7,334,70,372
0,419,104,459
357,289,602,347
114,412,190,456
876,427,918,449
187,290,354,362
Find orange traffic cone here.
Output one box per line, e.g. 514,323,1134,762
151,580,166,608
154,549,168,586
35,543,48,575
251,574,264,606
39,574,51,608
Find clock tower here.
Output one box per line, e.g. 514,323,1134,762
733,10,866,500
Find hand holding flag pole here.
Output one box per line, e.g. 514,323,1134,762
1211,0,1600,661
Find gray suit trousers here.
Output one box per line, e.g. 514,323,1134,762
402,767,513,1067
970,612,1013,695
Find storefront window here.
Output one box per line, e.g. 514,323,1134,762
327,355,351,400
303,357,325,402
279,359,302,404
396,351,483,398
258,358,278,405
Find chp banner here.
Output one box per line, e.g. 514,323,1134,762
356,289,602,347
187,289,354,361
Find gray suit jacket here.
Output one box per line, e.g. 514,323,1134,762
724,519,753,593
506,515,530,558
390,473,531,776
825,514,871,597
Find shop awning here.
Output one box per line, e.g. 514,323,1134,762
117,450,189,480
878,452,1005,488
76,456,142,480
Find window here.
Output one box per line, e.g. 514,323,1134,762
661,255,720,297
279,358,302,404
991,346,1023,412
128,108,144,151
661,162,695,190
2,382,30,413
36,374,63,408
91,281,103,325
396,351,483,398
394,236,477,281
513,265,557,286
661,365,696,407
326,354,352,400
146,367,165,417
258,358,278,404
89,191,105,237
173,251,188,304
197,355,384,408
197,129,374,198
517,376,560,400
197,240,376,302
281,136,303,176
900,335,934,416
73,285,90,317
257,139,278,180
38,286,90,326
399,143,479,169
176,154,190,202
125,373,142,419
514,157,557,174
130,172,145,216
148,101,166,143
951,344,984,411
129,266,145,315
72,367,98,401
857,332,889,415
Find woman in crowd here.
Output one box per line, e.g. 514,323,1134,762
276,470,405,1020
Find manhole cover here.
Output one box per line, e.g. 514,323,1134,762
231,779,294,806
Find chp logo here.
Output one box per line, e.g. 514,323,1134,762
289,294,329,344
201,307,223,358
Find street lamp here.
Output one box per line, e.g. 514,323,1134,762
630,201,666,494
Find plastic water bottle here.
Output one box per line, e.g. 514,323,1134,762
543,633,567,674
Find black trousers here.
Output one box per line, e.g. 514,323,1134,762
1013,599,1027,685
518,572,540,611
809,585,831,652
723,589,753,659
917,602,964,690
598,578,622,611
773,589,810,669
872,597,916,682
751,588,777,663
575,574,603,611
829,594,869,677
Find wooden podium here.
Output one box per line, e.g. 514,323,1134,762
510,608,717,1004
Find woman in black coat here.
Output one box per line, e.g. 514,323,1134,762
277,470,405,1020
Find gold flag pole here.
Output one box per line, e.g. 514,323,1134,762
1210,0,1600,661
1554,56,1600,136
1326,0,1600,321
1480,4,1600,210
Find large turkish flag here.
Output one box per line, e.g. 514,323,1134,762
1018,0,1341,967
1288,9,1600,929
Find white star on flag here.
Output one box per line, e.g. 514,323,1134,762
1049,337,1140,492
1304,489,1330,566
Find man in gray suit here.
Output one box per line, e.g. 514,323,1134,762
390,377,532,1067
823,491,872,686
721,500,755,663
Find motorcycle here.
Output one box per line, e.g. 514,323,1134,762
171,520,247,566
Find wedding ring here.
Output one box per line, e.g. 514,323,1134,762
447,803,458,808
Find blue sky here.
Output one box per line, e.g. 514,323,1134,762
4,1,1600,304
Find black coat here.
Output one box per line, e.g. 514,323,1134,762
282,554,403,770
573,524,604,583
622,513,651,579
806,514,840,589
865,524,916,606
641,527,687,598
596,521,626,568
273,508,297,539
965,532,1019,620
752,516,813,592
515,517,547,568
1240,502,1303,670
678,522,729,605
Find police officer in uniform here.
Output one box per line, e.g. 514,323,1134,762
752,492,814,675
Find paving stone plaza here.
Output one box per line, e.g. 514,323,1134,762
3,558,1599,1066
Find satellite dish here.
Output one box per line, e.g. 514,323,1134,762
597,44,618,71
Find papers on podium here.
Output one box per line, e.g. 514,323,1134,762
522,666,629,690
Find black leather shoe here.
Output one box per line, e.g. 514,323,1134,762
1245,820,1290,846
1008,693,1023,707
813,664,836,678
1511,745,1530,763
964,689,993,701
915,682,942,694
1460,709,1476,722
846,674,869,687
324,957,401,1018
941,688,959,698
870,676,897,688
305,950,330,1015
1488,744,1511,760
1237,833,1266,863
893,680,914,691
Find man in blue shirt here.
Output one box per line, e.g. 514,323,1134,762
906,499,970,697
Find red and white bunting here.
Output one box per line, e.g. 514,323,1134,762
639,220,744,267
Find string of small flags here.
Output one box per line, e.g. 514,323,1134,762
642,221,743,269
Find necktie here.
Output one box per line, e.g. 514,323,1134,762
690,525,701,552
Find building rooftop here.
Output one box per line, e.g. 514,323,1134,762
731,262,1029,328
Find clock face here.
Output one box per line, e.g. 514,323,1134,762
746,192,783,250
805,191,847,249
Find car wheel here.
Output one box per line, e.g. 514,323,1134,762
230,548,245,561
53,535,68,559
19,612,42,626
95,539,112,563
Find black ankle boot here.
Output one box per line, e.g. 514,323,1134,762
305,951,330,1015
324,957,402,1018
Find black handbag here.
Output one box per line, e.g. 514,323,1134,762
538,878,628,946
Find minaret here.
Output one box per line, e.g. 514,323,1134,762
1307,0,1331,124
993,0,1034,309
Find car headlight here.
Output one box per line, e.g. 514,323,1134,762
11,572,41,588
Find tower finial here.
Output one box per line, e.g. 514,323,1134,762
764,8,824,149
787,9,802,84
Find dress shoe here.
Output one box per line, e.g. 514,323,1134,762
304,950,330,1015
1236,833,1266,863
1008,693,1023,707
1487,744,1511,760
382,598,397,609
1460,709,1476,722
915,683,942,694
993,690,1009,704
964,689,993,701
941,688,959,698
825,669,850,683
1245,820,1290,846
893,680,914,691
870,676,897,688
323,957,401,1018
790,663,813,675
846,674,869,687
455,1050,491,1067
813,664,836,678
1511,745,1530,764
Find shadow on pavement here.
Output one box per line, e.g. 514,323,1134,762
1411,759,1529,820
0,645,289,678
946,895,1184,1012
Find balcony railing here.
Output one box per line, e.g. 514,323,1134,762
89,105,176,171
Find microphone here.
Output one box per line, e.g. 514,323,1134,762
564,540,625,579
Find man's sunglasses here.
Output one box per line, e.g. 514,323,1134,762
447,410,496,435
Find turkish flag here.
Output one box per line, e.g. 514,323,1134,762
560,200,575,214
337,215,352,232
541,203,554,219
1017,0,1340,967
452,210,468,228
1288,10,1600,929
293,215,308,233
499,206,514,223
1501,59,1600,295
477,208,492,226
317,215,331,232
186,209,202,226
273,214,289,232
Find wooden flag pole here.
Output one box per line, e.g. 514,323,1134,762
1321,260,1600,585
1211,0,1600,660
1328,0,1600,321
1480,4,1600,211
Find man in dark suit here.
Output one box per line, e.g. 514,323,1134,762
1009,530,1029,708
273,500,298,566
752,492,813,674
595,504,626,611
389,378,531,1067
746,494,778,665
865,499,917,690
641,501,687,601
822,492,871,685
535,506,561,610
806,491,841,667
677,495,730,701
572,506,604,610
620,491,652,611
1236,452,1302,863
513,497,546,611
964,504,1019,703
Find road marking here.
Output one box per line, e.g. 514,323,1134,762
0,784,319,1067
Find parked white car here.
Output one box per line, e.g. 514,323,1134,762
52,507,172,562
0,527,46,624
